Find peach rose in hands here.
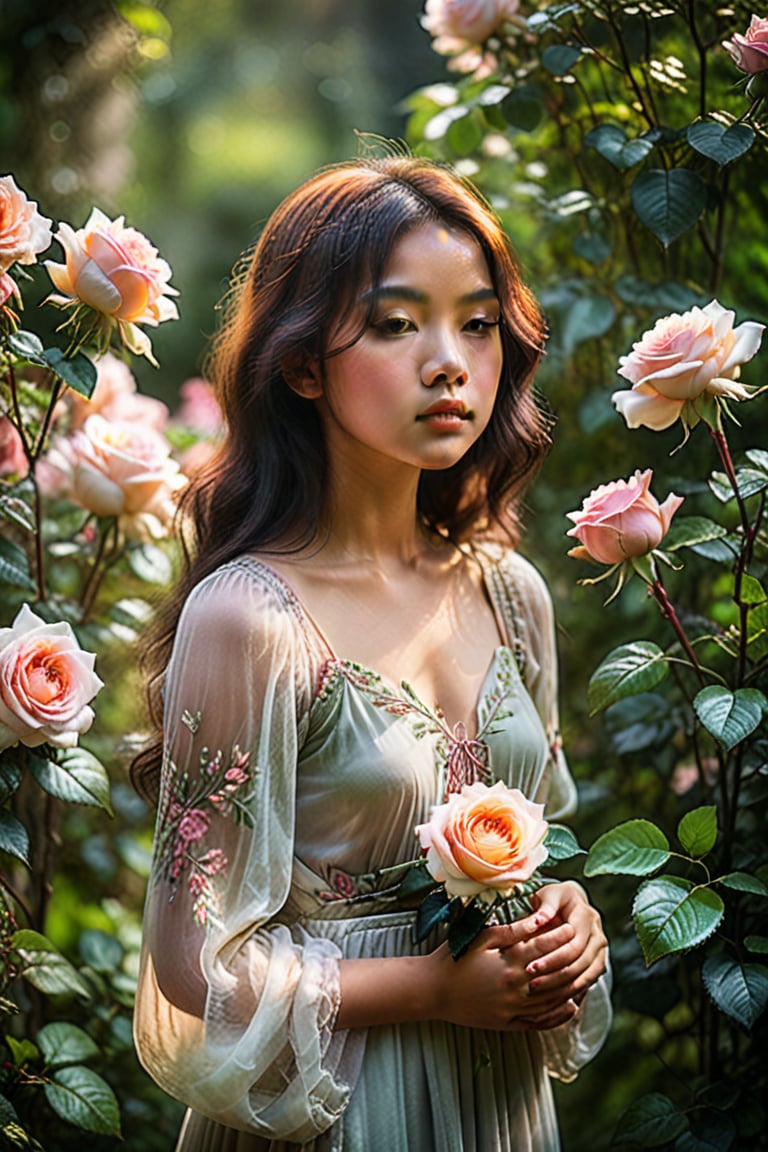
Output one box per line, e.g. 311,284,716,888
723,15,768,74
567,469,683,565
0,605,103,751
45,208,178,362
612,300,764,431
422,0,519,53
0,175,52,273
48,413,185,538
416,780,548,899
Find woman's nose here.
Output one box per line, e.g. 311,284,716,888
420,339,468,389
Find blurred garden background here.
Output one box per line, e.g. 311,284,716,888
1,0,767,1148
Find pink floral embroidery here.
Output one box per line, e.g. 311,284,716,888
158,726,254,926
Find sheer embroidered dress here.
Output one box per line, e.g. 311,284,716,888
134,547,611,1152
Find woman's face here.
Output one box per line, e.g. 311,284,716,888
312,221,503,479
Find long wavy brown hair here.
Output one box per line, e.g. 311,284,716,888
131,154,551,802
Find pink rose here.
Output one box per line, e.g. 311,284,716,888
416,780,548,899
66,352,169,432
47,413,185,538
177,808,210,846
0,271,19,307
723,15,768,74
44,208,178,363
0,417,28,478
612,299,764,431
0,175,52,274
422,0,519,53
0,604,104,752
566,469,684,565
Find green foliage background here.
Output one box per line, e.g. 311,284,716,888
1,1,767,1148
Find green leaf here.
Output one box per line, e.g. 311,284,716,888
40,349,97,400
38,1022,99,1068
631,168,708,247
572,232,611,266
585,819,670,877
79,929,124,973
0,492,35,532
446,109,484,155
709,467,768,503
693,686,765,751
127,542,172,585
687,121,754,165
0,810,29,865
585,123,655,169
448,899,491,960
500,86,543,131
719,872,768,896
541,44,581,75
561,295,616,355
746,447,768,473
702,954,768,1030
44,1065,121,1137
745,935,768,953
633,876,724,965
587,642,669,715
0,761,21,803
6,330,45,362
0,537,36,592
740,574,767,606
414,888,454,943
674,1108,736,1151
544,823,585,863
677,806,717,857
28,748,113,816
662,515,728,552
11,930,91,998
5,1037,39,1067
613,1092,689,1147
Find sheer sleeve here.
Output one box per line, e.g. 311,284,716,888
482,545,612,1078
133,560,356,1140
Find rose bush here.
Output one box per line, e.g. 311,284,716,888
416,779,548,898
612,299,765,431
45,207,178,362
0,174,52,272
0,604,103,752
723,14,768,75
48,413,185,537
566,469,684,566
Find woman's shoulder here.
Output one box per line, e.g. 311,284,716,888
472,539,553,610
179,553,309,643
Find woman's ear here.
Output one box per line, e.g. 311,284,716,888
281,351,323,399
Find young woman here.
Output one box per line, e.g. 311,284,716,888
132,155,611,1152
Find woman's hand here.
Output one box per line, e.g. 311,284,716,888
426,883,607,1032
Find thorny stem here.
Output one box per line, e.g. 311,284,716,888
650,576,707,688
604,6,656,129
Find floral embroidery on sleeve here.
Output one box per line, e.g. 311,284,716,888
157,713,255,926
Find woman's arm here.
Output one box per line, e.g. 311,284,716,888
337,882,607,1032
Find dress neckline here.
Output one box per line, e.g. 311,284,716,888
236,551,523,739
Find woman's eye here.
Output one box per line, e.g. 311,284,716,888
465,316,500,333
374,315,414,337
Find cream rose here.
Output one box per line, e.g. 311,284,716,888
0,175,52,273
48,413,185,538
0,604,103,752
416,780,548,899
422,0,519,52
612,300,765,431
566,469,684,565
723,15,768,74
44,208,178,362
